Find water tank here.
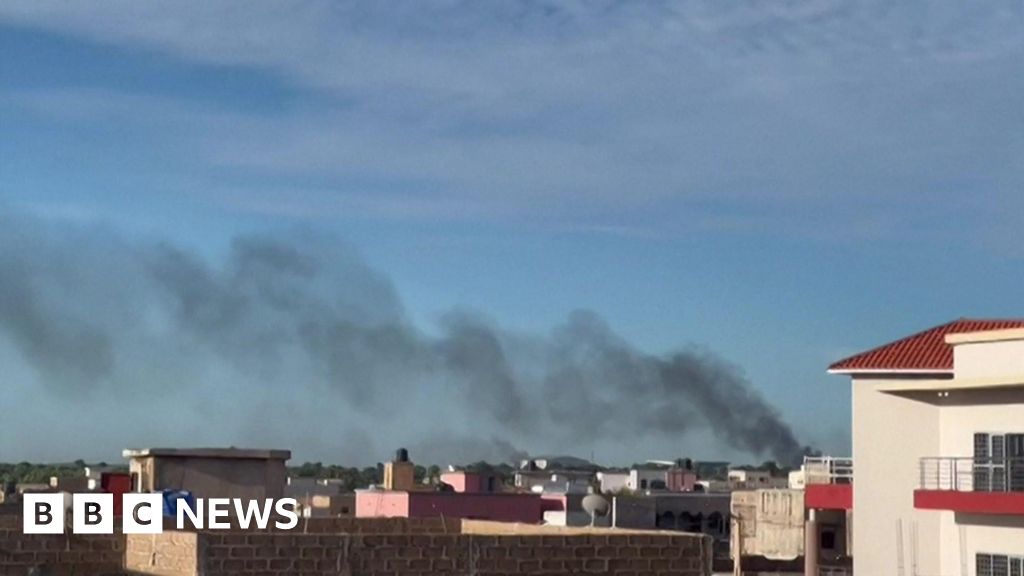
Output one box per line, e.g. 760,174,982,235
396,448,409,462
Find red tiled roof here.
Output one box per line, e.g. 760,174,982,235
828,318,1024,373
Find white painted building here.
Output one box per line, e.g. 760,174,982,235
628,467,669,491
830,318,1024,576
597,471,630,494
728,469,789,490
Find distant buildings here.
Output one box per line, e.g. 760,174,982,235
356,450,545,523
597,460,698,494
514,457,596,493
727,469,789,491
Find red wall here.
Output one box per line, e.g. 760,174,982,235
408,493,543,523
357,491,543,523
805,484,853,511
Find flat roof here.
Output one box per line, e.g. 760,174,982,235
122,448,291,460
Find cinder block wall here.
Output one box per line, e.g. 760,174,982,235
197,532,711,575
126,522,712,576
0,511,125,575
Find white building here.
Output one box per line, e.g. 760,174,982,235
830,318,1024,576
728,469,789,490
628,467,669,491
597,471,630,494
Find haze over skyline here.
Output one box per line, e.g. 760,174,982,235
3,1,1024,465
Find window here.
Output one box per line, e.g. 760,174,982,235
974,433,1024,492
820,528,836,551
640,479,648,489
977,554,1024,576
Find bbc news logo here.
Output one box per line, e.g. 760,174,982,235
23,494,299,534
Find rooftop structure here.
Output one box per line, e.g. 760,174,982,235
122,446,291,500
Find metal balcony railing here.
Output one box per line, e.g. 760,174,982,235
804,456,853,485
919,457,1024,492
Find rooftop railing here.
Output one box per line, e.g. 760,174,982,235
919,457,1024,492
804,456,853,485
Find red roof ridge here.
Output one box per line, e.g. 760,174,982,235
828,317,1024,374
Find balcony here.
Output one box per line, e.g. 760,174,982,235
916,457,1024,514
804,456,853,511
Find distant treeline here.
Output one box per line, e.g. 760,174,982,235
0,461,125,492
289,461,521,491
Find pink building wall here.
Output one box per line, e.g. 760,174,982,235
440,471,482,493
356,490,410,517
439,471,502,493
667,470,697,492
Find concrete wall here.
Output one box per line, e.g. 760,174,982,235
953,338,1024,379
599,471,630,494
299,493,355,518
667,469,698,492
132,455,288,500
440,471,499,493
933,386,1024,575
851,377,943,576
355,490,410,517
730,489,804,561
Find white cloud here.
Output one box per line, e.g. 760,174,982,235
3,1,1024,242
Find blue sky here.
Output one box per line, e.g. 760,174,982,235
2,1,1024,465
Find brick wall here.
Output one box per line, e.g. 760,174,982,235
127,528,712,576
0,511,125,576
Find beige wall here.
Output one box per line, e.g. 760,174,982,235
851,377,943,576
730,489,804,561
937,388,1024,575
132,456,288,500
953,339,1024,379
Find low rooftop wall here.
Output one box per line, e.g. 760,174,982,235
127,519,712,576
0,510,125,575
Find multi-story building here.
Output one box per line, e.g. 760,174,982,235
729,455,852,576
830,318,1024,576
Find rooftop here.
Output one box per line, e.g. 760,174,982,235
122,447,292,460
827,318,1024,374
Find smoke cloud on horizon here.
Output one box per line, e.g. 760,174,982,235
0,212,812,466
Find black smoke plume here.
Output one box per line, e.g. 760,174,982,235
0,212,810,465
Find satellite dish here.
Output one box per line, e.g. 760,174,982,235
581,494,610,527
